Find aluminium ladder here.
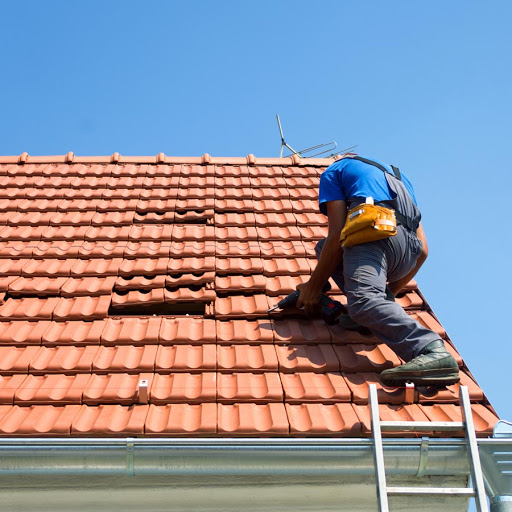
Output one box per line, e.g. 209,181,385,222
369,383,489,512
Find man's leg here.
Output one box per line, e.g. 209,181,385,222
341,237,459,386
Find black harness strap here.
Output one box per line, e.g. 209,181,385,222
348,156,419,232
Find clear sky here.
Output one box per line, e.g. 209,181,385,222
1,1,511,425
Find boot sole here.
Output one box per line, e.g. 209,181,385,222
380,369,460,388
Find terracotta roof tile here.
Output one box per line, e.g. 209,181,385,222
275,344,340,373
115,274,166,292
124,241,171,259
92,345,157,374
33,241,84,258
91,211,135,226
0,241,34,258
0,405,81,436
0,346,39,373
29,346,98,374
333,344,402,373
52,295,111,321
272,318,331,344
155,344,216,372
215,275,266,293
166,271,215,287
344,373,407,404
256,226,302,241
118,257,169,276
216,257,263,275
0,375,28,403
170,241,215,258
8,276,68,296
163,285,216,303
83,373,153,405
21,258,77,277
216,320,273,344
217,345,277,372
151,373,216,404
217,403,289,435
172,224,215,242
71,404,148,435
215,198,254,212
145,404,216,435
42,321,105,346
0,297,59,321
159,317,216,345
101,317,161,346
262,258,312,276
252,199,294,212
259,241,307,258
214,295,269,319
266,275,309,296
217,372,283,403
287,403,362,436
0,321,50,345
167,256,215,273
60,276,117,297
281,372,351,403
111,288,165,307
14,374,91,405
0,157,496,438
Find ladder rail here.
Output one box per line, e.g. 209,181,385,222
369,383,390,512
460,385,489,512
368,383,489,512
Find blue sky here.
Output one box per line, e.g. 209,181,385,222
1,0,511,426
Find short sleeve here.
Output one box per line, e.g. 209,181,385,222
319,168,345,215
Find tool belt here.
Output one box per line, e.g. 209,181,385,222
340,198,397,247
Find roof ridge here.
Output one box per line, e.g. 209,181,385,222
0,153,338,167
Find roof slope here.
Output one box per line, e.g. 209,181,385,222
0,154,499,437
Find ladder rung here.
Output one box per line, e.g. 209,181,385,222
387,486,475,496
380,421,464,432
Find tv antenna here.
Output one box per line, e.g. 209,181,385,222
276,114,357,158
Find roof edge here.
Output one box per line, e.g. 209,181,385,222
0,153,339,167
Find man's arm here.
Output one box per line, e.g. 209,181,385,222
296,200,346,314
388,222,428,295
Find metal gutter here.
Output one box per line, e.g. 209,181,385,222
0,437,504,477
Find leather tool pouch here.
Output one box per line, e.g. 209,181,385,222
340,198,397,248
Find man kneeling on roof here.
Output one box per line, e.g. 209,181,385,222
296,153,459,387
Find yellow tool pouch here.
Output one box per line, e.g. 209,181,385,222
340,198,397,247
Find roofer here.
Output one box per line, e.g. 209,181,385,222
296,154,460,387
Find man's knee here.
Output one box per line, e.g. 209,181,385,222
346,290,382,326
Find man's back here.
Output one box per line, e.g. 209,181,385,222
318,155,417,214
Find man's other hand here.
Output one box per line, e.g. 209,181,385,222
296,281,323,316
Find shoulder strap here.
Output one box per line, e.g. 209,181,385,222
346,155,419,232
349,155,402,181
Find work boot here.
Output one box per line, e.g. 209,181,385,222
379,340,460,387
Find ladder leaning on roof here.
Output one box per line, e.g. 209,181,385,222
369,383,489,512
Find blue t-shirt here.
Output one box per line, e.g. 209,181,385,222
318,156,418,215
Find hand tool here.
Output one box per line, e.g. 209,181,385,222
267,290,346,325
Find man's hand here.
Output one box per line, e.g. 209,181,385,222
296,281,323,316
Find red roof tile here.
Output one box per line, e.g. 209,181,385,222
145,404,216,435
155,345,216,372
287,403,362,436
29,345,98,374
0,157,498,438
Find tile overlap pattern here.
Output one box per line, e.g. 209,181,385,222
0,157,499,436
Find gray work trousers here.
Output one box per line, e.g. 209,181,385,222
315,226,441,361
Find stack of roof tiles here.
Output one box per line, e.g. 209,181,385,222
0,153,499,437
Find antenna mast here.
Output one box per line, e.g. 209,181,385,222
276,114,357,158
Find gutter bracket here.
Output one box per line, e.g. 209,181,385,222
416,437,429,477
126,438,135,477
